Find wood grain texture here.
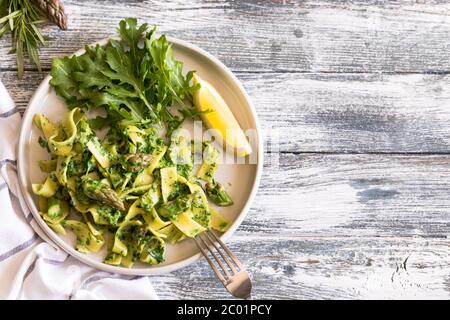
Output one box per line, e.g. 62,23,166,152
3,71,450,153
1,0,450,73
151,236,450,299
1,0,450,300
252,154,450,238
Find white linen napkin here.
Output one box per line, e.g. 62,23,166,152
0,80,158,300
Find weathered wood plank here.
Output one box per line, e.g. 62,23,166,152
248,72,450,153
3,71,450,153
244,153,450,239
151,236,450,299
1,0,450,72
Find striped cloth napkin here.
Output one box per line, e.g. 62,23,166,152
0,80,158,300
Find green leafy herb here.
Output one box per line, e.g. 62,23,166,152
179,106,211,120
50,18,200,128
0,0,67,78
157,193,193,220
141,235,164,263
97,205,123,227
0,0,46,78
87,115,112,130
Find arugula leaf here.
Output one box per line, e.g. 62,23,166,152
90,91,144,120
50,18,199,128
145,35,199,108
50,56,80,106
179,106,211,120
103,40,142,90
74,45,112,90
116,18,150,75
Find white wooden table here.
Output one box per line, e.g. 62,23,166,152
1,0,450,299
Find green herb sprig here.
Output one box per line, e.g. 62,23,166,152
0,0,48,78
50,18,201,133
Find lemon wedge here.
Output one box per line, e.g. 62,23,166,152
193,74,252,157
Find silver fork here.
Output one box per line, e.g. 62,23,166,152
194,231,252,299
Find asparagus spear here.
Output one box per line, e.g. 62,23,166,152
81,177,125,211
205,181,234,207
123,153,153,172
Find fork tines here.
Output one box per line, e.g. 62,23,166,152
194,231,244,284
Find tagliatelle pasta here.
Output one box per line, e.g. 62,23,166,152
34,108,83,156
32,108,232,268
32,174,58,198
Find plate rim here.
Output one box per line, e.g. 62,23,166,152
17,37,263,275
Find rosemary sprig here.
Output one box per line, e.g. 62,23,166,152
0,0,57,78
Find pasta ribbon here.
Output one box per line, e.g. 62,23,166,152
64,220,105,253
210,207,229,232
48,108,83,156
43,197,69,225
87,138,111,168
32,174,58,198
33,113,58,140
86,206,111,225
169,132,192,166
197,143,219,182
135,181,161,212
148,146,168,173
124,200,170,233
56,153,72,186
160,167,178,203
104,233,122,266
47,222,66,235
134,146,168,180
66,177,91,213
123,199,143,221
147,207,171,230
38,196,48,214
187,181,211,228
133,170,154,187
112,220,142,256
38,159,57,173
170,210,206,238
113,219,167,268
119,184,153,198
158,224,186,244
86,221,105,237
139,236,165,265
187,181,208,205
125,125,147,145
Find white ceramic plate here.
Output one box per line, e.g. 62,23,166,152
17,37,263,275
